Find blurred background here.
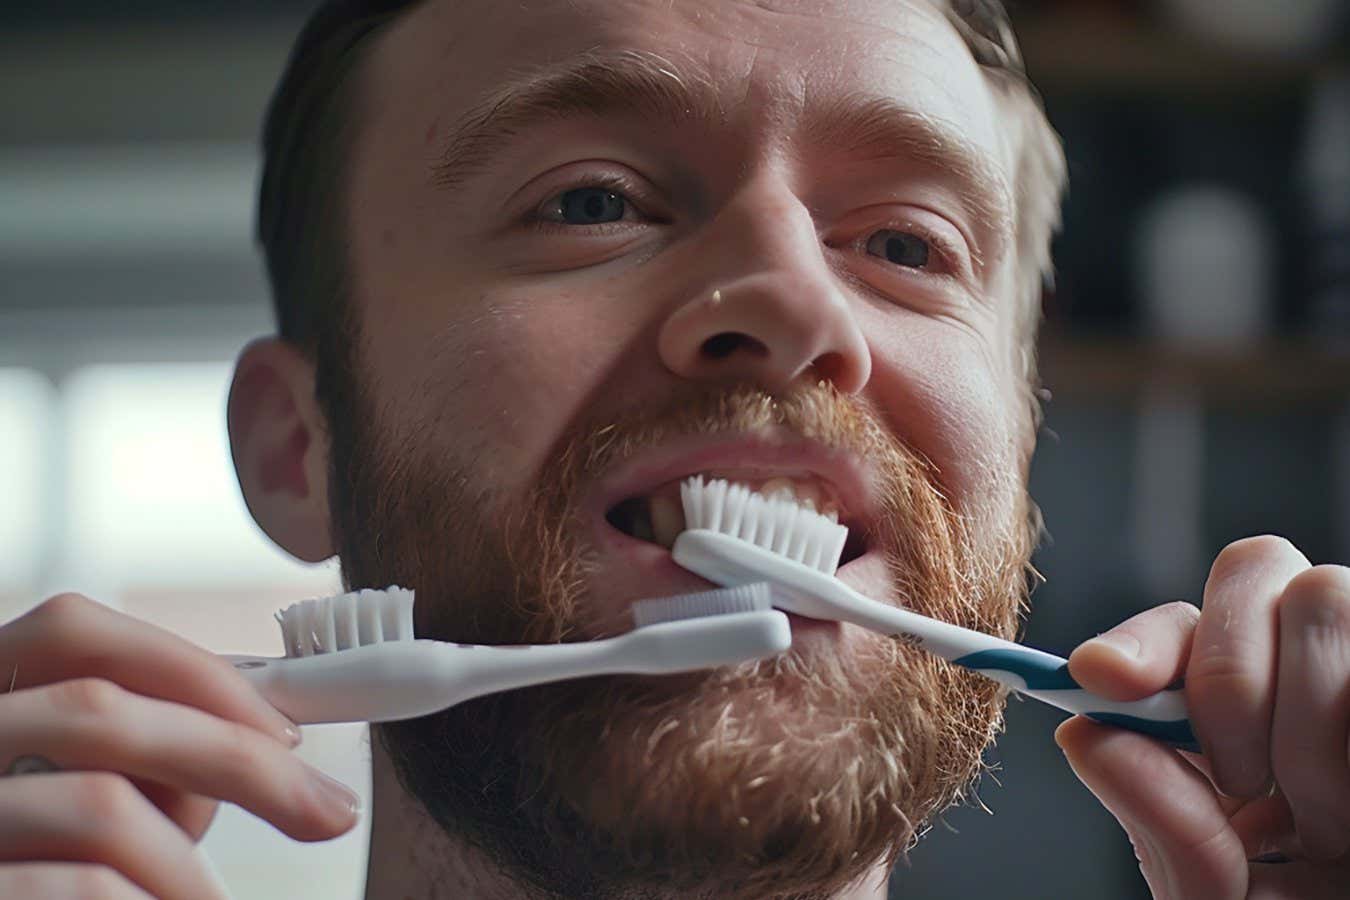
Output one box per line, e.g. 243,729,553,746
2,1,1348,898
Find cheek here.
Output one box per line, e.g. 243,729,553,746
865,313,1020,512
363,285,636,485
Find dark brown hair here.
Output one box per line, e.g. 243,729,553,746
258,0,421,345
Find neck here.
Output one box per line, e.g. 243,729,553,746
363,736,892,900
364,734,521,900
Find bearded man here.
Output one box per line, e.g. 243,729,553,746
1,2,1347,899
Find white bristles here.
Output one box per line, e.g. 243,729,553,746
680,476,851,575
630,583,773,628
275,587,415,657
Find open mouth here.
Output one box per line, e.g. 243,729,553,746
604,474,871,567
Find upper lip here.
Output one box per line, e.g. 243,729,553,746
584,427,880,535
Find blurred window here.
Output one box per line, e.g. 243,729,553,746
61,362,330,593
0,368,54,596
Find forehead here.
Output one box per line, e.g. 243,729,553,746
360,0,1005,167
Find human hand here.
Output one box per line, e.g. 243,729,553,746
1057,536,1350,898
0,593,361,899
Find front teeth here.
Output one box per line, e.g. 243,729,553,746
747,476,837,520
758,477,799,501
620,475,843,550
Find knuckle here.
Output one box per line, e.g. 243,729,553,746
1188,617,1270,687
1280,565,1350,628
52,677,127,717
1157,600,1201,631
1209,535,1298,584
1185,650,1268,701
31,592,97,632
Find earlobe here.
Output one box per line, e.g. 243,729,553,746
228,337,335,563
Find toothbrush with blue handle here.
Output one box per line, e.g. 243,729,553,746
672,476,1198,752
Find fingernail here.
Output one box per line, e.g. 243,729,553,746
1053,719,1072,750
272,716,303,748
309,768,361,819
1087,631,1141,660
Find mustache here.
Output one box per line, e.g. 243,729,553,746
409,380,914,646
526,378,1031,643
532,380,914,508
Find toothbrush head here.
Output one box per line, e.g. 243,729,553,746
275,587,415,657
621,582,791,670
679,476,850,575
630,582,773,628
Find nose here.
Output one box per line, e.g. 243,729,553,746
656,178,871,395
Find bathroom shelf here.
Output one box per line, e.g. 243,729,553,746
1015,11,1346,95
1037,336,1350,406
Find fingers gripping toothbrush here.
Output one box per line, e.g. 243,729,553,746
672,477,1198,752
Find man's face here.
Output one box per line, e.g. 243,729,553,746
331,0,1033,895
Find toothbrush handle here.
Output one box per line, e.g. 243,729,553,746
222,647,461,724
670,528,1196,749
841,597,1199,752
222,641,613,725
220,611,789,726
950,648,1198,753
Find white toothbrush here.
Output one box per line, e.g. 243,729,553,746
672,477,1198,752
222,583,790,725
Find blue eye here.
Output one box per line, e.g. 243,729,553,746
553,187,627,225
866,230,931,268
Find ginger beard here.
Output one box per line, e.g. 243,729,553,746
324,345,1036,898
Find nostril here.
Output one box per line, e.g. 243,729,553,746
811,351,848,384
701,332,768,360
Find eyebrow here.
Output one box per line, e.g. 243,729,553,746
430,50,1014,261
430,50,719,191
803,96,1015,264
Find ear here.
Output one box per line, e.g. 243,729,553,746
228,337,334,562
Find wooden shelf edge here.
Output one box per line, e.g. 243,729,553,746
1037,337,1350,402
1015,12,1346,94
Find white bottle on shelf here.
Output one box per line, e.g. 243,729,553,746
1130,182,1277,598
1136,185,1274,351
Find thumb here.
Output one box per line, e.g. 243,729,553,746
1068,601,1200,701
1056,715,1248,900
